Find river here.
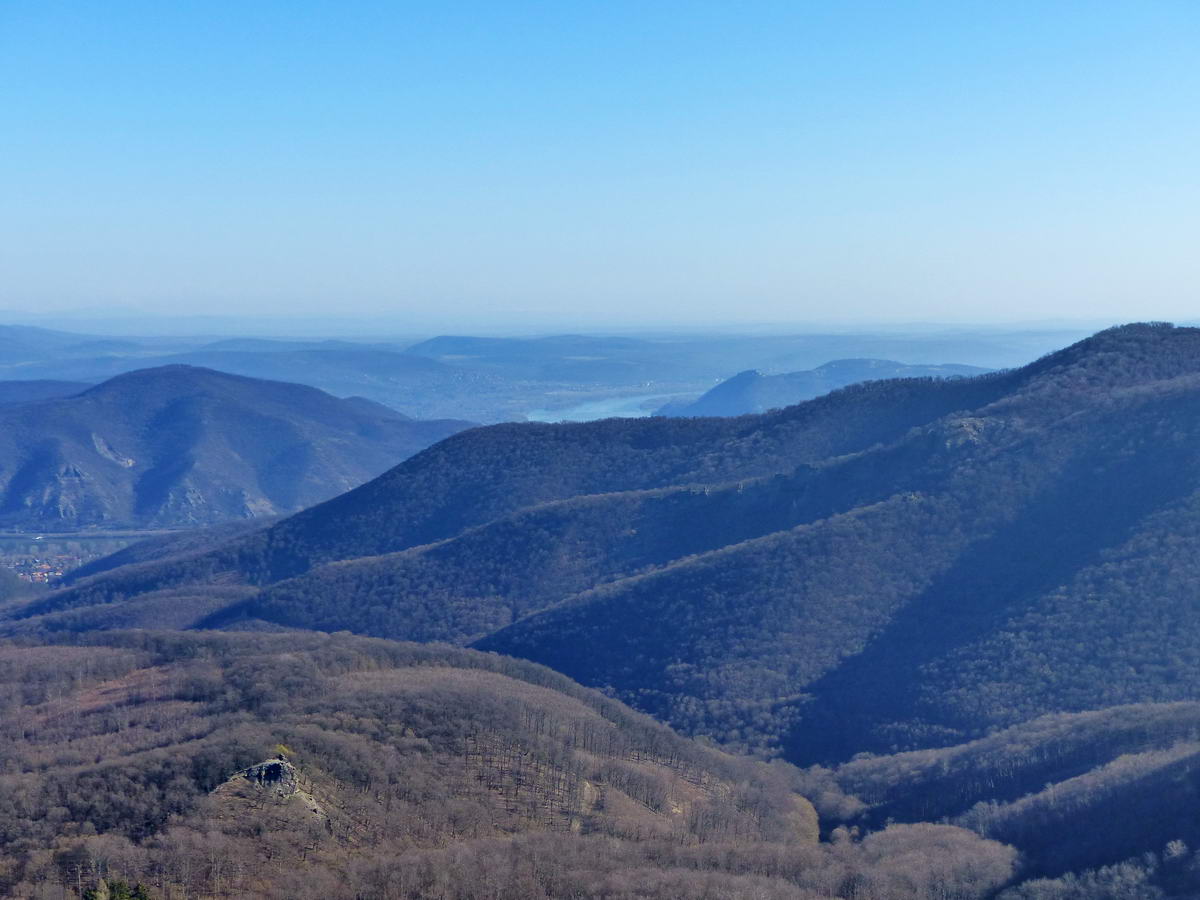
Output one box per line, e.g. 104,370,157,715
525,392,686,423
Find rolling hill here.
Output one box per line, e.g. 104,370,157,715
0,323,1087,424
12,324,1200,770
12,325,1200,890
16,367,1016,627
0,365,472,530
0,629,1030,900
660,359,990,417
0,325,101,364
822,700,1200,884
477,323,1200,758
2,347,515,422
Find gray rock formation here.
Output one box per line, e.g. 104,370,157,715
237,757,299,797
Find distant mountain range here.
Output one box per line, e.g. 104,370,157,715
11,323,1200,887
16,323,1200,752
660,359,991,416
0,322,1087,422
0,365,472,530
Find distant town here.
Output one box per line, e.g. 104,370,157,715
0,534,138,586
1,551,81,584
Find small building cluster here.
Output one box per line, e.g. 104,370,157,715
2,553,79,583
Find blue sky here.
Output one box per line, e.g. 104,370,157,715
2,1,1197,329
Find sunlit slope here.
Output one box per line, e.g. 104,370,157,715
16,325,1200,770
0,365,471,529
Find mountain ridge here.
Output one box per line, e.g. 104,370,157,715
661,358,991,416
13,323,1200,890
0,364,473,531
12,324,1200,765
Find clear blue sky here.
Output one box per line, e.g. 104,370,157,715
2,1,1197,329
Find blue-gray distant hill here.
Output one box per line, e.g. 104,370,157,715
0,323,1086,423
660,359,991,417
0,380,91,405
0,365,473,531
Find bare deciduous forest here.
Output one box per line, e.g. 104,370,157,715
8,327,1200,897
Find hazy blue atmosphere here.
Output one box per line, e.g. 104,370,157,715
3,1,1197,331
9,6,1200,895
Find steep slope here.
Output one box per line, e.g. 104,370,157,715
0,365,472,530
0,631,1015,900
216,476,842,641
833,702,1200,824
17,325,1200,770
481,324,1200,756
825,702,1200,881
0,567,33,605
17,369,1016,621
662,359,989,417
59,517,279,585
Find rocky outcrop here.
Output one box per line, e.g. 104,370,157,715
212,756,330,833
237,758,300,796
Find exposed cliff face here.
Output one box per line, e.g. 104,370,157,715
237,758,300,796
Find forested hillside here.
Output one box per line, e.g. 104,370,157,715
12,325,1200,891
0,366,472,530
818,703,1200,876
18,368,1016,610
11,326,1200,897
479,324,1200,757
0,567,33,605
0,630,1030,900
17,326,1200,753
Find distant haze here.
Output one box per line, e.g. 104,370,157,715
3,2,1198,327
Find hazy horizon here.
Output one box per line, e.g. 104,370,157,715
3,2,1198,328
0,306,1130,340
4,6,1200,889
